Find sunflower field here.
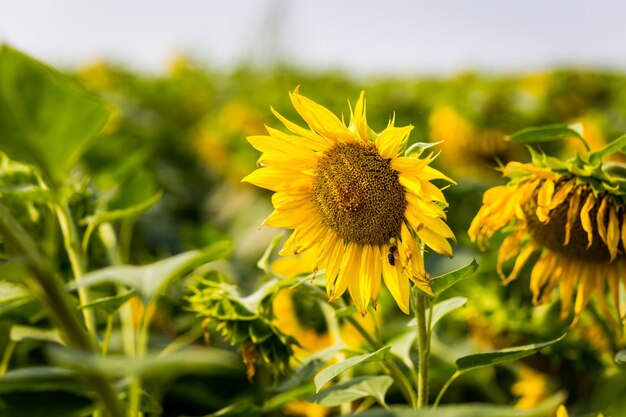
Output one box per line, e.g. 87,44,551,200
2,44,626,417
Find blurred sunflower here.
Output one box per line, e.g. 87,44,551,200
243,88,455,314
428,105,513,177
469,131,626,325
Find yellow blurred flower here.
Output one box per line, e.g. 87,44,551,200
272,287,333,359
512,366,552,409
77,59,115,90
428,105,510,177
283,400,329,417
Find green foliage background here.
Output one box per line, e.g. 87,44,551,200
0,45,625,417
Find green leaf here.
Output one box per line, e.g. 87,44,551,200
388,331,416,370
310,375,393,407
73,241,231,303
82,191,163,252
348,392,564,416
405,141,442,158
0,391,93,417
274,343,343,392
314,346,391,392
0,281,30,305
430,297,468,330
588,134,626,165
48,346,243,381
407,297,468,330
0,367,85,395
0,45,111,187
335,304,358,318
78,290,137,315
429,260,478,296
10,325,62,344
507,123,585,145
256,233,284,275
455,334,565,372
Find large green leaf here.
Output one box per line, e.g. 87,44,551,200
78,290,137,315
10,325,62,344
0,45,111,187
310,375,393,407
48,346,243,381
388,331,416,370
314,346,390,392
507,123,584,144
72,241,231,303
429,260,478,296
0,367,86,395
455,334,565,372
350,393,564,416
0,391,93,417
0,281,30,305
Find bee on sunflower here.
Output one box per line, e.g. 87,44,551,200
243,88,455,314
470,124,626,326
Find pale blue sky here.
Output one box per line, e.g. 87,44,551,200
1,0,625,75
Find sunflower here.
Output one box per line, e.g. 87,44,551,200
243,88,455,314
469,131,626,326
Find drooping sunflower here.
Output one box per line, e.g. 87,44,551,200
469,127,626,325
243,88,455,314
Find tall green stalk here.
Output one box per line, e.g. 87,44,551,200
54,200,96,334
0,204,124,417
413,290,431,408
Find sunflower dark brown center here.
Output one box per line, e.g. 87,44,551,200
523,181,623,262
312,142,406,246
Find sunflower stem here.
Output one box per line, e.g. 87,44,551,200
413,289,431,408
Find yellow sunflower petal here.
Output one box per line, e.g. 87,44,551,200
535,179,555,223
270,107,333,147
558,260,575,320
502,242,538,284
322,236,346,297
497,229,524,280
607,263,621,319
330,243,360,301
607,205,620,262
349,91,369,143
290,88,354,142
391,155,433,175
370,246,383,304
382,259,410,314
564,189,581,246
529,250,557,304
376,125,413,159
417,227,453,257
242,167,312,192
350,245,374,314
580,192,596,248
596,195,609,245
622,213,626,255
547,179,575,211
263,203,318,228
572,265,597,326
